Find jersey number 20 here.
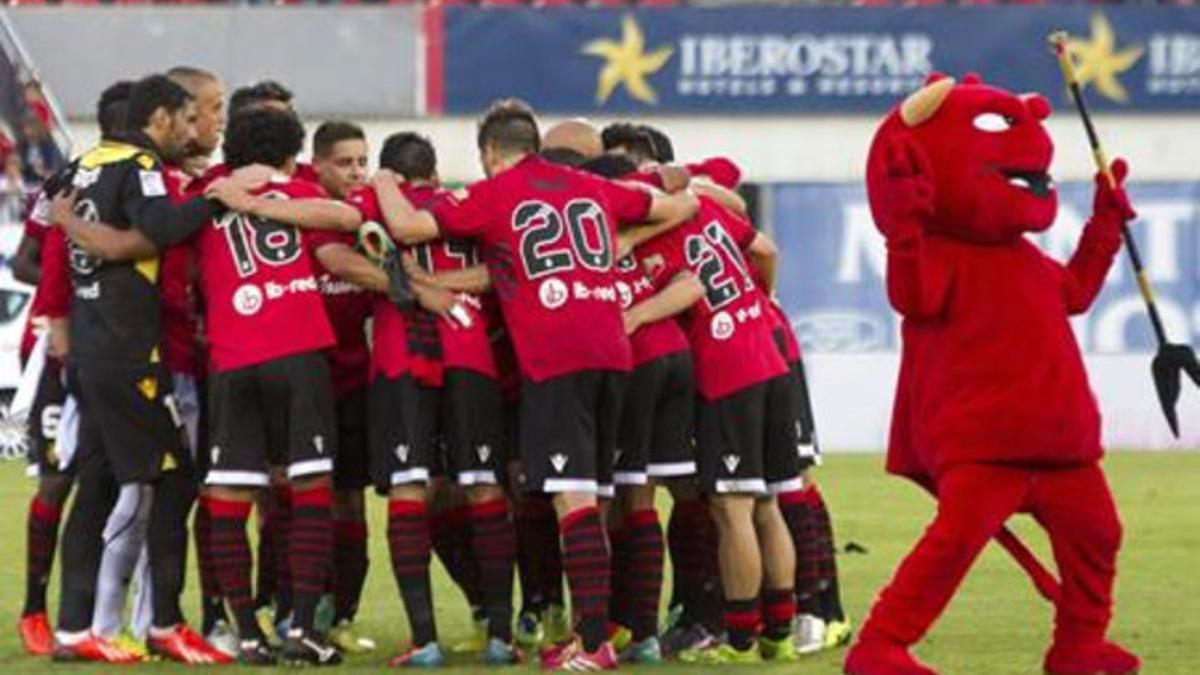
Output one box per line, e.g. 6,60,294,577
513,199,613,279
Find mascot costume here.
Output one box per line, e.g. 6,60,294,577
845,73,1140,675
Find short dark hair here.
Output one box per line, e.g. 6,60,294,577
167,65,218,94
222,107,305,170
127,74,193,131
639,124,675,164
476,98,539,156
228,80,294,117
580,153,638,180
601,123,655,164
96,80,133,139
313,121,366,159
540,146,588,168
379,132,436,181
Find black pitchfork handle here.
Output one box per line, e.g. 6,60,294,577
1050,32,1168,349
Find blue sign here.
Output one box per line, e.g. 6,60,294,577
440,6,1200,114
770,182,1200,354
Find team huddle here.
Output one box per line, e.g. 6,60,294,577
14,67,848,670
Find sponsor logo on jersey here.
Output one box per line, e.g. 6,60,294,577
396,444,410,463
539,277,569,310
711,311,735,341
477,444,492,464
233,284,264,316
139,169,168,198
722,454,741,473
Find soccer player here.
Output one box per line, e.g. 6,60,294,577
590,154,803,665
373,98,698,671
307,121,376,654
575,154,704,665
193,107,361,666
163,65,238,656
46,74,230,665
83,66,231,660
366,131,521,666
11,83,127,655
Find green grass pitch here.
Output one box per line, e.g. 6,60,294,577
0,452,1196,673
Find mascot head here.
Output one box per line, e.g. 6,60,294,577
867,73,1058,244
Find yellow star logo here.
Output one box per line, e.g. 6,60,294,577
1065,12,1143,103
581,15,673,106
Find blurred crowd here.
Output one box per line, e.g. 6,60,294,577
0,79,62,223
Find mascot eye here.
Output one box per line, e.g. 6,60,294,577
973,112,1013,133
974,111,1012,132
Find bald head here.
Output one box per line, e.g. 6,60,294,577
542,119,603,161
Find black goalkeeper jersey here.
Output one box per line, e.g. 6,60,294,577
64,138,214,367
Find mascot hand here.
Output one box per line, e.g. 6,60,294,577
1092,158,1137,227
875,134,935,239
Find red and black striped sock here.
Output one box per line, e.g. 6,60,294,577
288,485,334,632
779,488,821,615
668,499,720,630
207,497,263,641
431,505,483,610
388,499,437,646
624,510,665,642
194,498,228,634
515,496,562,612
333,519,368,623
762,587,796,641
23,495,61,617
560,506,610,653
469,499,516,643
724,597,760,651
606,523,630,631
810,486,846,623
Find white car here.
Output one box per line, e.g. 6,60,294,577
0,224,34,459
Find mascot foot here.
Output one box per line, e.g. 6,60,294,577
1044,641,1141,675
844,638,938,675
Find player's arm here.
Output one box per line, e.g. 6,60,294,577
623,271,703,336
372,171,440,245
401,254,492,295
50,190,159,261
41,228,72,358
691,178,747,216
120,164,216,249
206,179,361,232
744,232,778,295
314,241,388,294
12,233,43,285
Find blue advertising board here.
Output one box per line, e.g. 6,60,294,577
440,6,1200,114
769,181,1200,354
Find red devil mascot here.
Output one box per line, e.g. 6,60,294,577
846,73,1141,675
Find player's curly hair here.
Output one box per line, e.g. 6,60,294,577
222,107,305,170
601,123,655,164
477,98,539,156
379,132,437,181
229,80,294,117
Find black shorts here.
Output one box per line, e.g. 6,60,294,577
334,389,370,491
72,361,187,485
26,358,70,478
789,359,822,465
696,374,802,496
368,373,438,492
519,370,626,496
439,369,506,487
205,351,337,487
615,352,695,486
